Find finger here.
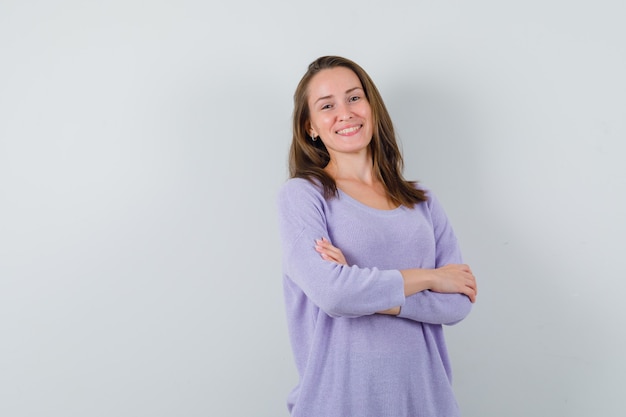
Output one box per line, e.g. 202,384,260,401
316,240,342,257
463,286,476,303
315,238,347,265
469,274,477,293
470,275,477,294
455,276,476,303
315,238,333,250
315,245,340,262
316,247,336,261
315,242,338,257
318,238,339,250
469,286,477,302
315,238,333,251
325,246,342,258
318,250,336,261
465,278,477,294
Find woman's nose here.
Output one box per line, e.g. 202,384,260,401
337,103,353,121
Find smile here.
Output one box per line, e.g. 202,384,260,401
335,125,362,135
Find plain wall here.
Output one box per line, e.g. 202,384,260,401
1,1,624,416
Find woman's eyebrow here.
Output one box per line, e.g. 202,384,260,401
345,86,363,95
314,87,363,105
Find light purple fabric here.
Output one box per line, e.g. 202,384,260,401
277,178,472,417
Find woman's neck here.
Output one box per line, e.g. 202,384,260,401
325,152,375,185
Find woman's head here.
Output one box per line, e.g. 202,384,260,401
289,56,426,205
305,65,373,163
290,56,396,178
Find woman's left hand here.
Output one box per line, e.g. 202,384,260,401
315,237,347,265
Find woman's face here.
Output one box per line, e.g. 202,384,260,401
307,67,373,159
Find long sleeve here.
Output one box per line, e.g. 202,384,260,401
277,179,406,318
396,191,472,325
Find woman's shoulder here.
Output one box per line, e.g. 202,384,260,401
277,177,325,207
409,181,433,202
279,177,323,194
409,182,442,210
414,184,452,219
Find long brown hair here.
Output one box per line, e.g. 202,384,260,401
289,56,426,206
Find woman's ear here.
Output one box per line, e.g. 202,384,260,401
306,121,317,139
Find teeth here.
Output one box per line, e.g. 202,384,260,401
336,125,361,135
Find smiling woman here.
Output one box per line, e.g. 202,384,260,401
307,67,373,154
276,56,478,417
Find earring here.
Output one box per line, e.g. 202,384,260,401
311,134,318,142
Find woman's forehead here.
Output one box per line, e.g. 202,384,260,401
308,67,363,99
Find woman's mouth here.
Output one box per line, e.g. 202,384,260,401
335,125,362,135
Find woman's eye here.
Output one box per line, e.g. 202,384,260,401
349,96,360,102
321,104,333,110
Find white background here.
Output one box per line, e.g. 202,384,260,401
1,1,625,416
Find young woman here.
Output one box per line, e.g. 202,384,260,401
277,55,477,417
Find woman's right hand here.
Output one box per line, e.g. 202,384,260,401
314,237,348,265
429,264,478,303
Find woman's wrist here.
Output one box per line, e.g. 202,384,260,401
400,268,433,296
377,306,401,316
